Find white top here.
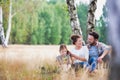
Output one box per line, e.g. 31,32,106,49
70,46,89,63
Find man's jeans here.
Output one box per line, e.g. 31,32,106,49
88,57,98,72
89,46,99,72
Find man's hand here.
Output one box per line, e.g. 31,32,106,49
97,56,103,63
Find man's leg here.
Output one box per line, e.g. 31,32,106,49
89,57,98,72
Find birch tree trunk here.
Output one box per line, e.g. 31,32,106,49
107,0,120,80
66,0,82,35
66,0,86,45
0,7,7,47
87,0,97,33
5,0,12,46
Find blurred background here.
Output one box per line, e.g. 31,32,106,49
0,0,108,45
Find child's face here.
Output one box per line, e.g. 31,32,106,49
60,48,67,56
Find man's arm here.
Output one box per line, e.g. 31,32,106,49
98,44,112,63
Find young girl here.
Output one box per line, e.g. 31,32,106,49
56,44,71,71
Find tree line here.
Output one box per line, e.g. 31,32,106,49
0,0,108,45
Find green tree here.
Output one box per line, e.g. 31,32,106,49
1,0,73,45
39,9,52,44
50,16,61,44
77,3,88,42
95,5,108,43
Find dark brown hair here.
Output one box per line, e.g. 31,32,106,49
89,32,99,39
59,44,68,51
71,34,81,44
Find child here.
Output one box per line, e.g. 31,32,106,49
56,44,71,72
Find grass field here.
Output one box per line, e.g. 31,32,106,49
0,45,108,80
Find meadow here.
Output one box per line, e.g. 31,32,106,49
0,45,108,80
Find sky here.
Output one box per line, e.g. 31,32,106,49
75,0,107,20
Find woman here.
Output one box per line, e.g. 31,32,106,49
69,34,89,71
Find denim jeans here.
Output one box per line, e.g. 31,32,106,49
88,57,98,72
89,46,99,72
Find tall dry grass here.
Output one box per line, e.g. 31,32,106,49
0,59,108,80
0,45,109,80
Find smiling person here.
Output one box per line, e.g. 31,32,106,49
87,31,111,72
69,34,89,71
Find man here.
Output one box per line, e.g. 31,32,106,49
87,31,111,72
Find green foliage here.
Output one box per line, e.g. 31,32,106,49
1,0,72,45
31,35,37,44
39,9,52,44
77,3,88,42
1,0,107,45
95,5,108,44
77,3,108,44
0,0,9,34
95,17,107,43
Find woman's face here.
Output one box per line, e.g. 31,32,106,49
75,38,82,47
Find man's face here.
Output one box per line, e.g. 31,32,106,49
87,35,97,45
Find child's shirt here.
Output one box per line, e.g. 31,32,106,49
56,54,71,65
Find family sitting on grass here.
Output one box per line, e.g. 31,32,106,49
56,31,111,73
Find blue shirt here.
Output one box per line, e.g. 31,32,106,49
88,42,110,57
89,46,99,58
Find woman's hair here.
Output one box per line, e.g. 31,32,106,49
71,34,81,44
59,44,67,51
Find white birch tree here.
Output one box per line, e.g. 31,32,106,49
66,0,82,35
0,6,7,47
66,0,97,44
87,0,97,33
5,0,29,46
5,0,12,46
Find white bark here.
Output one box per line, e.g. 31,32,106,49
0,7,7,47
87,0,97,33
5,0,12,46
66,0,85,45
66,0,82,35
